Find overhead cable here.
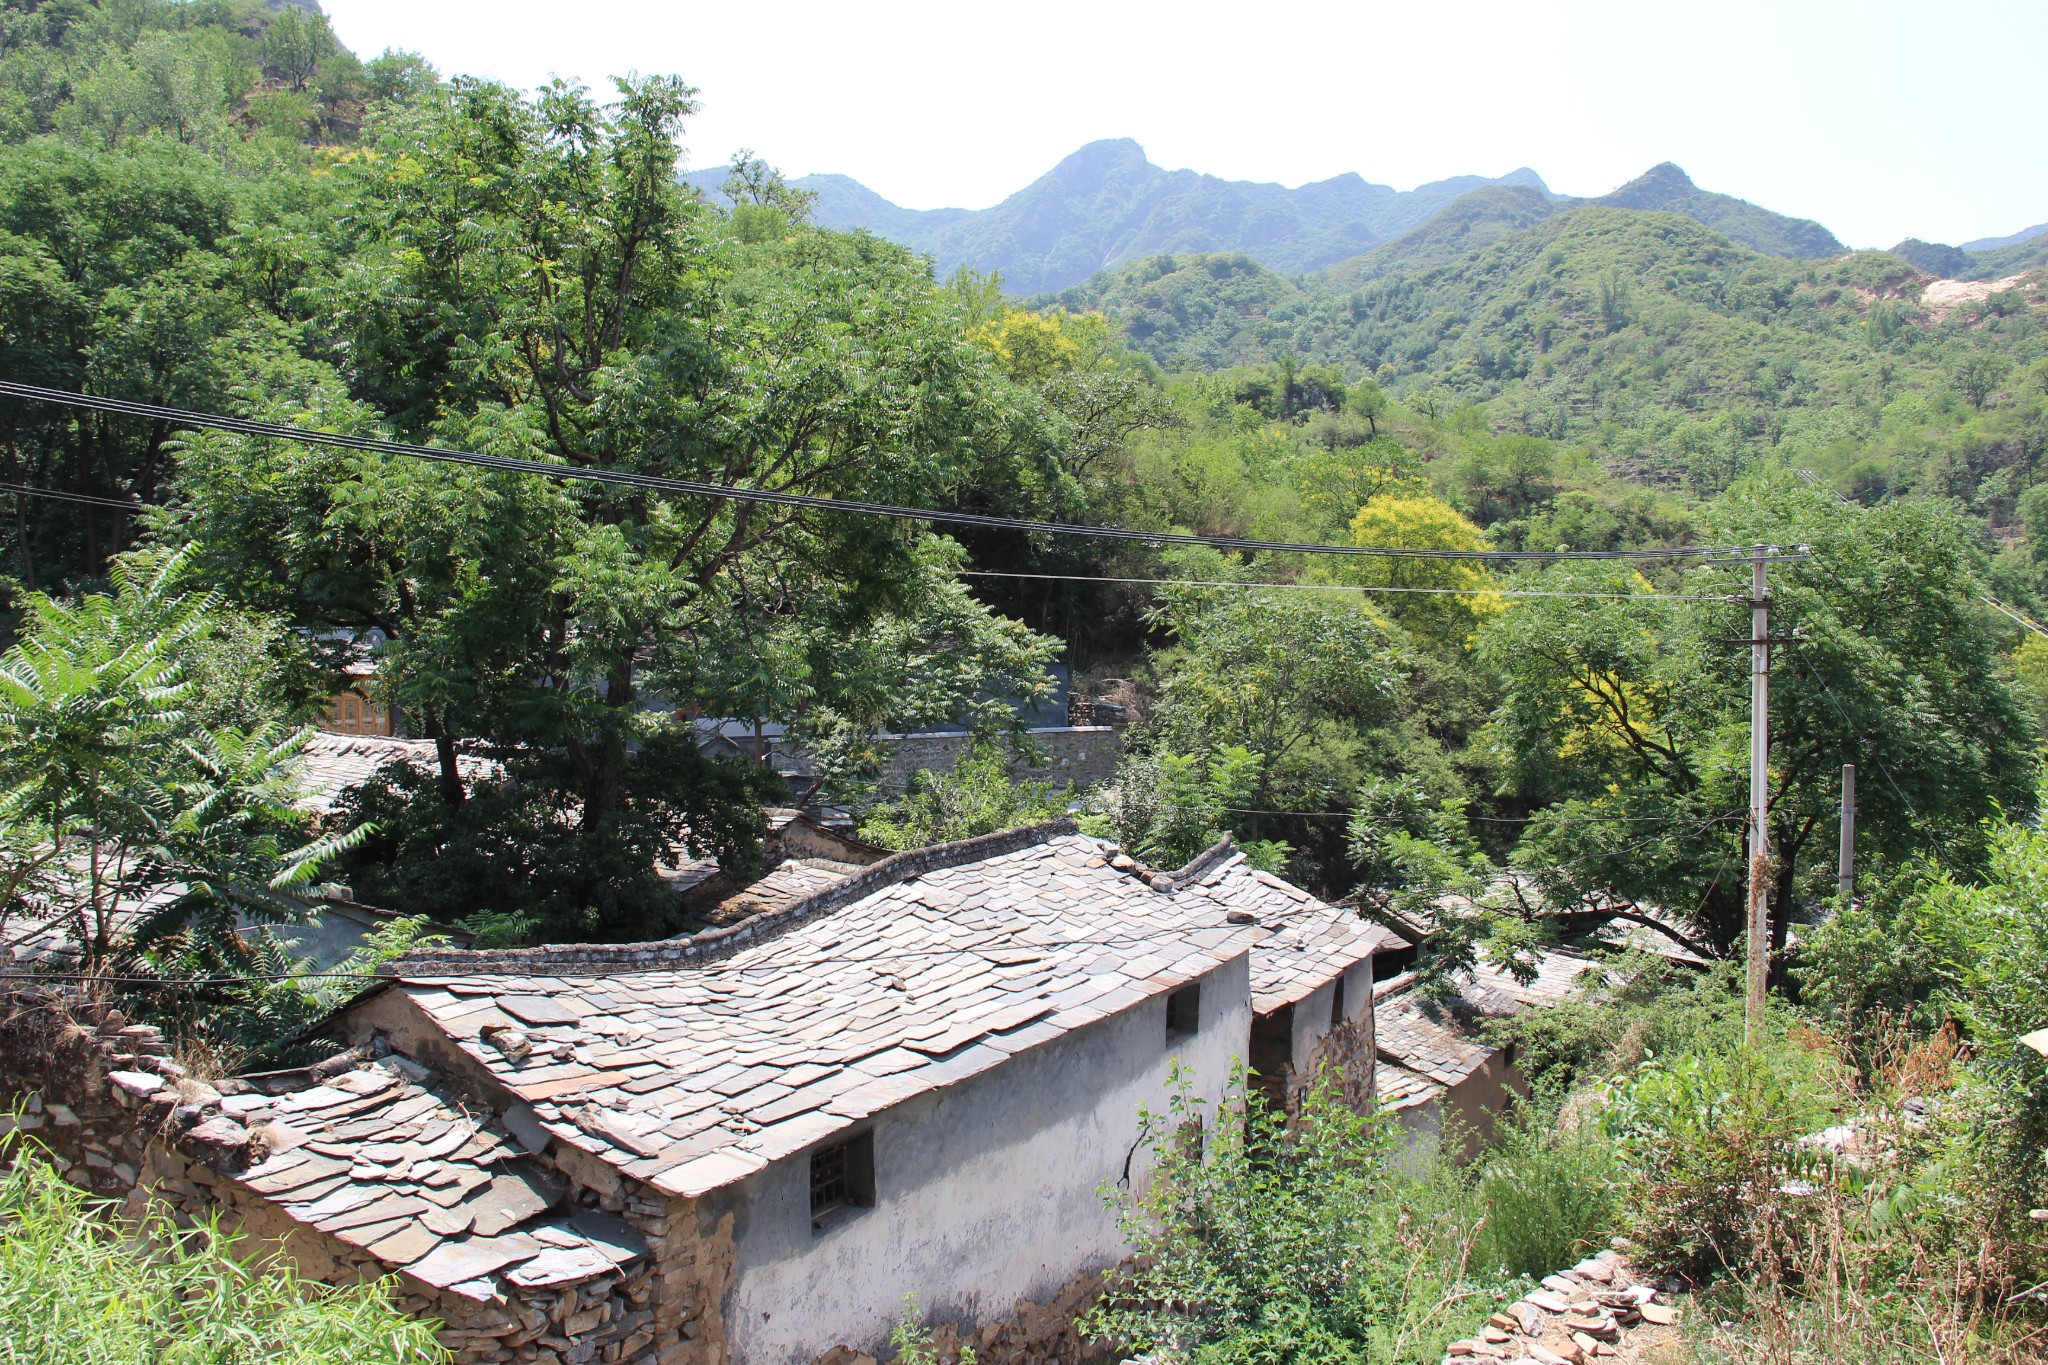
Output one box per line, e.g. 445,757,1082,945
0,380,1769,564
0,480,144,511
961,569,1738,602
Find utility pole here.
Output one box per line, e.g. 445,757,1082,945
1744,546,1771,1046
1838,764,1857,906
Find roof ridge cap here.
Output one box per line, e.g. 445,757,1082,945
1152,835,1236,892
381,818,1081,979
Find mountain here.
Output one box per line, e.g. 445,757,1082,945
752,146,1858,292
1045,201,2048,476
1885,227,2048,283
1591,162,1843,259
1318,183,1564,288
1964,222,2048,252
763,139,1551,293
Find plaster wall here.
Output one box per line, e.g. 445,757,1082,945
710,952,1253,1365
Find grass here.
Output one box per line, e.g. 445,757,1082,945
0,1134,446,1365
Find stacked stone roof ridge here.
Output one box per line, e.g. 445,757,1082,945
383,819,1086,978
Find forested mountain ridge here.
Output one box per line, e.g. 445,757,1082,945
715,139,1555,292
743,143,1871,292
1590,161,1842,259
1045,202,2047,518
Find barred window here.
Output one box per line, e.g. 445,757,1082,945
809,1131,875,1228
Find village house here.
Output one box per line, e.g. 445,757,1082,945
0,819,1389,1365
1373,949,1604,1159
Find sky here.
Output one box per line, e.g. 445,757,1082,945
322,0,2046,251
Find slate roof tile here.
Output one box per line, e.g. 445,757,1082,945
381,828,1265,1196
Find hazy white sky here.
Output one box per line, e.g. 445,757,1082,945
322,0,2045,250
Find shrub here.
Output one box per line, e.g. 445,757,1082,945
1086,1067,1507,1365
0,1136,446,1363
1466,1115,1623,1279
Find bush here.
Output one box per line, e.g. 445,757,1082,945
1597,1038,1842,1282
0,1135,446,1363
1466,1115,1623,1279
1088,1069,1513,1365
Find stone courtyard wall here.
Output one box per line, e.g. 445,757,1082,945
873,728,1121,797
0,988,690,1365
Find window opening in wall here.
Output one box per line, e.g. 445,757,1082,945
809,1130,875,1228
1166,983,1201,1040
1330,974,1347,1030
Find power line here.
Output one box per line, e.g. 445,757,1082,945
0,481,144,511
962,569,1738,602
0,380,1766,564
1982,594,2048,639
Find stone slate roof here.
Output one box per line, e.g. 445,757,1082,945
226,1055,646,1303
1373,1060,1440,1113
296,733,500,814
1371,950,1604,1104
702,857,866,926
1177,853,1402,1014
1372,986,1501,1090
370,822,1258,1200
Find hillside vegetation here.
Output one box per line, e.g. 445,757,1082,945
1046,207,2048,529
3,4,2048,1361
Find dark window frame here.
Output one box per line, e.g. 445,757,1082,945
809,1130,876,1231
1166,982,1201,1040
1330,972,1348,1029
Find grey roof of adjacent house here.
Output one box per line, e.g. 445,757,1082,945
1371,950,1605,1103
296,733,501,815
364,822,1264,1200
1180,855,1404,1014
227,1054,646,1303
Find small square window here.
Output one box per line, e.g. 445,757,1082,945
1165,983,1201,1040
809,1131,875,1229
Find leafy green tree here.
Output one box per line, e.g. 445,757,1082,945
0,547,352,968
1481,472,2034,954
261,5,335,93
857,737,1070,851
1087,745,1287,872
1147,575,1407,815
172,75,1063,939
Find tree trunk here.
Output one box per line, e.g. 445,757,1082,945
422,712,466,807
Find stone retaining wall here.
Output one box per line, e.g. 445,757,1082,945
0,988,679,1365
873,728,1120,797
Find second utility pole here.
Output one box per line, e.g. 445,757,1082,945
1744,546,1772,1046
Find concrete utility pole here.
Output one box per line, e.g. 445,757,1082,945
1838,764,1857,906
1744,547,1772,1046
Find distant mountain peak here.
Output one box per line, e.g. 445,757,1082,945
787,145,1555,291
1595,163,1841,259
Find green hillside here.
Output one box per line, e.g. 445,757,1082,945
1890,230,2048,282
1592,162,1843,259
1048,205,2048,511
1318,183,1563,288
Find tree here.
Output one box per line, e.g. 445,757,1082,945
1086,745,1289,873
1327,488,1502,652
173,75,1063,940
1949,350,2014,410
261,5,335,93
857,737,1069,852
1479,471,2035,955
1147,574,1407,815
0,547,350,968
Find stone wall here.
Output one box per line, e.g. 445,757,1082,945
813,1267,1115,1365
0,988,686,1365
872,728,1120,797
